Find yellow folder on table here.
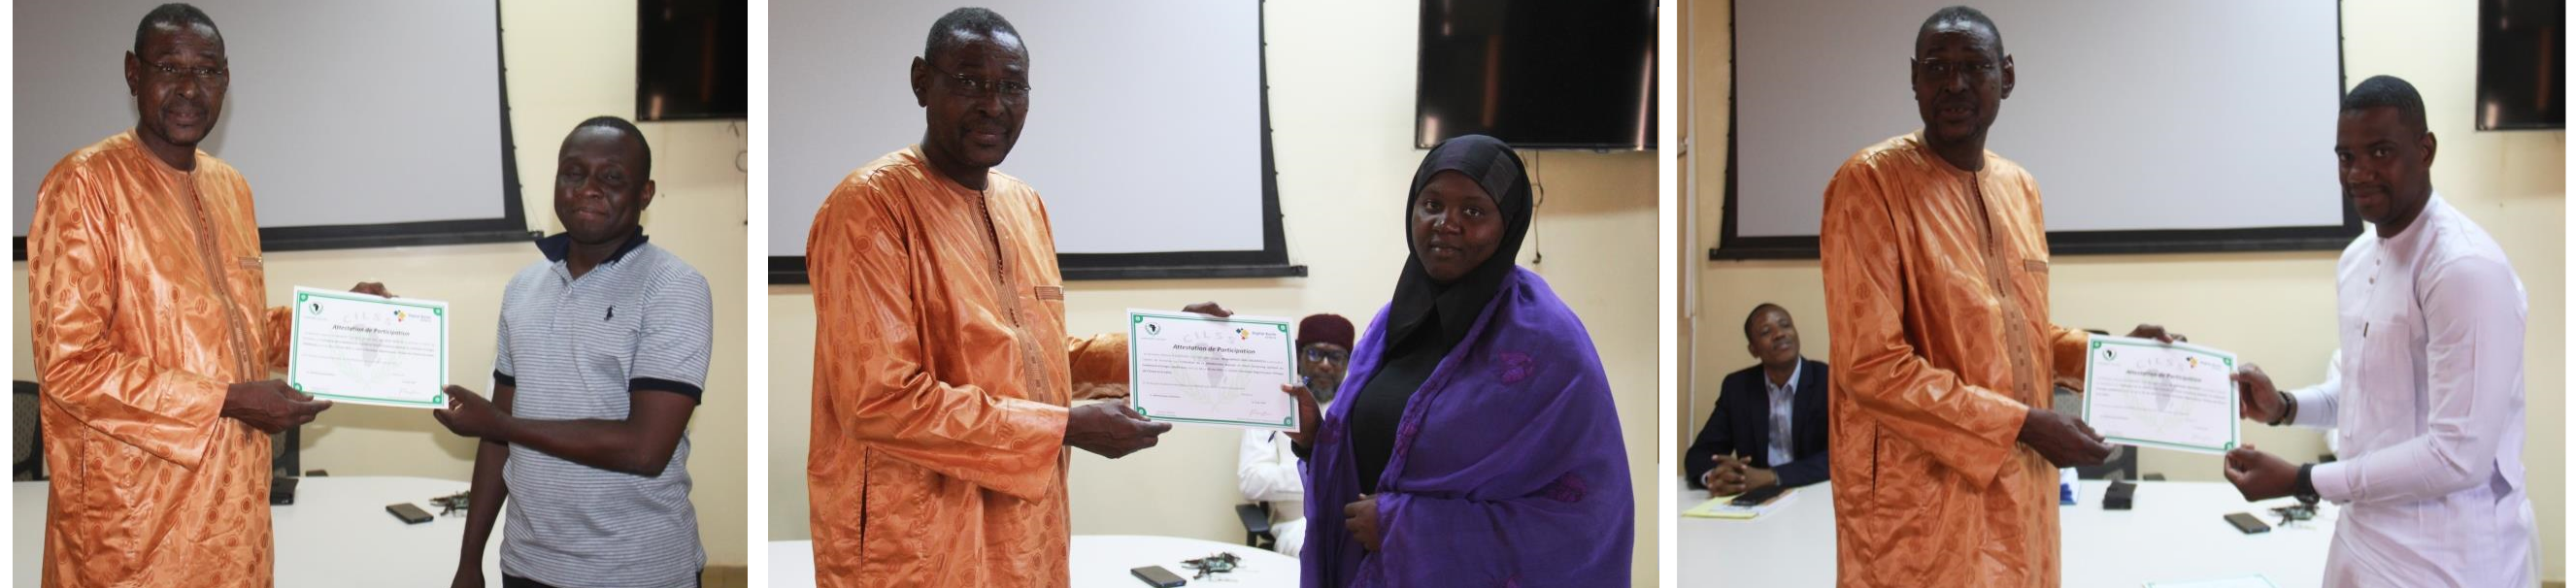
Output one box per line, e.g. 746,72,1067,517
1681,487,1798,520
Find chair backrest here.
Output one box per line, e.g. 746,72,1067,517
15,380,44,481
272,425,299,478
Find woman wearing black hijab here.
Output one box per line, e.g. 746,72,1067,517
1285,135,1632,587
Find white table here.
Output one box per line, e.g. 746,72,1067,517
17,476,504,587
769,535,1300,587
1675,476,2337,586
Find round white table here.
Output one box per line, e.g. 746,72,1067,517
1674,476,2337,586
16,476,505,587
769,535,1300,587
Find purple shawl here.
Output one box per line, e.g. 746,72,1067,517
1300,267,1632,587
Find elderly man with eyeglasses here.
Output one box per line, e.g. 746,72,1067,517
25,4,397,586
799,8,1246,587
1234,313,1355,559
1816,6,2183,586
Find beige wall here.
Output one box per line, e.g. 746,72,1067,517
1683,0,2564,580
10,0,752,567
766,0,1662,584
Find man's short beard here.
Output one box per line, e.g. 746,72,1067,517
1308,377,1341,404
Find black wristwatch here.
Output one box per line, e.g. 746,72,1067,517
2267,391,2297,426
2292,463,2321,504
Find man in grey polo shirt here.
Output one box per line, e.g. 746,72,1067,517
434,115,715,588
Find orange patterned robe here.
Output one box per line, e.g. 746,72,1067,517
29,130,292,587
805,147,1125,587
1820,132,2091,587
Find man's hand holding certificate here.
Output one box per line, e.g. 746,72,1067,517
287,286,451,408
2081,334,2240,454
1126,309,1299,431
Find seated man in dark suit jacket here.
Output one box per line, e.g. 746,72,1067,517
1687,303,1831,495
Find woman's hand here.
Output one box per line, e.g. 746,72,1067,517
1282,383,1322,447
1344,494,1383,551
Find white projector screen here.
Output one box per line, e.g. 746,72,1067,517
14,0,528,256
1717,0,2359,258
768,0,1291,281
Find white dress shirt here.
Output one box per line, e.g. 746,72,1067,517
1763,359,1804,467
2285,194,2537,587
1239,428,1309,557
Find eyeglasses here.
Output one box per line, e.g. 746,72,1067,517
925,61,1031,102
148,61,229,86
1302,346,1350,364
1912,58,1997,82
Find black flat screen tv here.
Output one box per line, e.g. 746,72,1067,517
2477,0,2564,130
1417,0,1658,149
638,0,748,121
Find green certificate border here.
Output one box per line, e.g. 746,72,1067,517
1126,310,1298,430
286,286,451,408
2080,335,2240,454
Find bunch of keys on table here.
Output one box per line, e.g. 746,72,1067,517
2268,493,2322,528
1181,552,1240,580
429,491,472,517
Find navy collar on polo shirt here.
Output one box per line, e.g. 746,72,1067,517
534,232,652,265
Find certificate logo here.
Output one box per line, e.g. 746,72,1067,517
1235,328,1251,340
1145,322,1160,336
306,302,322,315
2102,348,2117,361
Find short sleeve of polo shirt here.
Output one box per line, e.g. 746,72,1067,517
630,268,715,402
492,278,520,388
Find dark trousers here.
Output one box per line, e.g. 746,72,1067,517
502,570,703,588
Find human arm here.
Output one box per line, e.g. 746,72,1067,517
449,384,514,588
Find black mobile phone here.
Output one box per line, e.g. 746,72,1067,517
1729,484,1789,506
1130,566,1187,587
269,476,299,506
387,503,435,525
2101,479,2137,510
2223,511,2271,535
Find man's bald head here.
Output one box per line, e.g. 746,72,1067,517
924,7,1024,61
134,3,221,56
1918,6,2003,58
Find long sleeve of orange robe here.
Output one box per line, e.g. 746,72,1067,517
28,130,292,587
806,147,1125,588
1820,133,2091,588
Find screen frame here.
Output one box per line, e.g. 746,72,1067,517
13,0,535,261
1708,2,2362,260
767,2,1302,283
